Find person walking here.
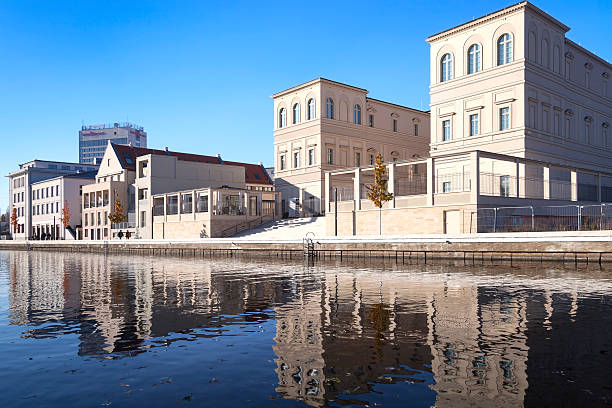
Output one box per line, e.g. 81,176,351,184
117,230,124,240
125,230,131,240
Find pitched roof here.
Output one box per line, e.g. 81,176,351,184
110,144,273,185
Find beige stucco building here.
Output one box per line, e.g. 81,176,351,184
325,1,611,236
273,78,430,217
82,142,274,240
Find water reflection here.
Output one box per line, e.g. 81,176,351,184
2,250,612,407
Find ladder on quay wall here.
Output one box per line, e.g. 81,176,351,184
303,232,317,259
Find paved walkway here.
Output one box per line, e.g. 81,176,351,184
231,216,326,239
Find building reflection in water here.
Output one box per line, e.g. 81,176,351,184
6,251,612,407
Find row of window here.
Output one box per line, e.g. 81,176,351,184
13,191,25,204
84,211,108,227
79,138,128,147
440,33,513,82
33,202,61,216
278,98,419,134
32,185,60,201
13,177,24,188
14,207,24,217
279,148,398,170
441,107,511,142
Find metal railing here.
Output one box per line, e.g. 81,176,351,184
395,175,427,196
473,204,612,233
436,172,471,193
220,214,274,238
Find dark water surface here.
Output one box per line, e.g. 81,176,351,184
1,251,611,407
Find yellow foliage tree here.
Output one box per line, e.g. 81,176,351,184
108,195,127,225
366,153,393,235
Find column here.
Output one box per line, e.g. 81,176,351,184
597,173,602,202
192,191,196,220
208,189,213,215
515,159,520,198
354,168,361,211
427,158,434,206
543,166,551,200
571,170,578,201
388,162,396,208
469,151,480,204
324,172,331,213
163,194,167,221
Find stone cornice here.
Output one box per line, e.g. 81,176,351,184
426,1,569,43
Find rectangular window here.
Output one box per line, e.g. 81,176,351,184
140,211,146,227
369,154,374,165
414,124,418,136
500,107,510,131
500,175,511,197
104,211,108,225
46,203,49,213
56,185,59,196
393,119,398,132
293,151,299,168
85,213,88,226
279,154,286,170
355,152,361,167
46,187,49,197
469,114,479,136
368,114,374,127
442,181,451,193
442,120,451,141
308,148,314,166
327,148,334,165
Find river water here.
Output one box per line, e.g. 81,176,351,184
0,250,611,407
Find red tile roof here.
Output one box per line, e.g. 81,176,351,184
111,143,272,185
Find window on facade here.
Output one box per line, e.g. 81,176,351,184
500,175,511,197
470,114,479,136
327,148,334,165
279,108,286,128
293,151,299,168
355,152,361,167
307,98,315,120
326,98,334,119
441,53,453,82
369,154,374,165
279,154,286,170
442,181,451,193
353,105,361,124
414,124,418,136
500,107,510,131
468,44,481,74
292,103,300,124
442,120,451,141
393,119,398,132
56,185,59,196
196,193,208,213
368,114,374,127
497,34,513,66
308,148,314,166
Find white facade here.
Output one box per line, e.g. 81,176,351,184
31,173,96,239
7,160,98,240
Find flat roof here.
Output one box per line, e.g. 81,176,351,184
426,1,569,43
272,77,368,98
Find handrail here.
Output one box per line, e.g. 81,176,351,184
219,214,274,238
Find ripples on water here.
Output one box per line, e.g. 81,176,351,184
0,250,611,407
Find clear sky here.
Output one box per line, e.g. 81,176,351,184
1,0,610,212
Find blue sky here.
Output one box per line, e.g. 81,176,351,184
1,0,610,211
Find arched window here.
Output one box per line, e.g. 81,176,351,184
292,103,300,124
279,108,286,128
353,104,361,124
497,33,513,66
326,98,334,119
441,53,453,82
307,98,315,120
467,44,481,74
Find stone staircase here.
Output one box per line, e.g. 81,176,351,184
230,216,326,239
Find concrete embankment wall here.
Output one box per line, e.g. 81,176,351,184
1,231,611,265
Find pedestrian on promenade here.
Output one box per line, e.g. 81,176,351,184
125,230,131,240
117,230,124,240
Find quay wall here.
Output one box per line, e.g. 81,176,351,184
1,231,611,264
